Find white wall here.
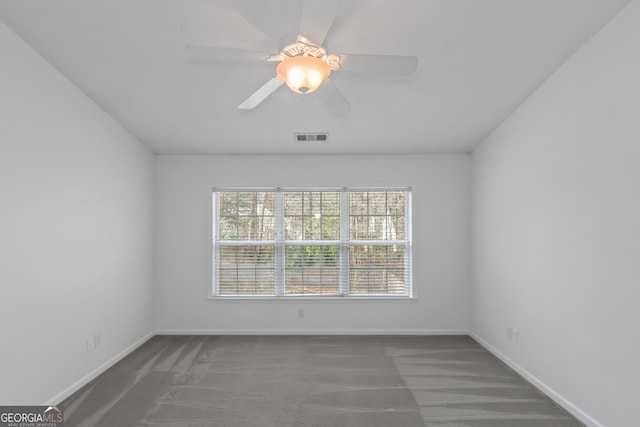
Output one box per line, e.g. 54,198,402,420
155,154,469,333
471,2,640,426
0,23,155,404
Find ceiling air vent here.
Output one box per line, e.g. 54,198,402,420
295,132,328,142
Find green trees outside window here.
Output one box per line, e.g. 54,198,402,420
213,188,411,297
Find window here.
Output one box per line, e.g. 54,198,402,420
212,188,412,298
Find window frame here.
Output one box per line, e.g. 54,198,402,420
209,187,413,300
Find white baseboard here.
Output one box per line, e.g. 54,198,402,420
44,331,154,406
469,331,602,427
153,328,469,336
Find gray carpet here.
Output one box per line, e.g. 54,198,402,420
62,335,583,426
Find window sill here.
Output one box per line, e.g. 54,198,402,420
206,295,418,302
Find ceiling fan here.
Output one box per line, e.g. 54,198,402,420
185,0,418,111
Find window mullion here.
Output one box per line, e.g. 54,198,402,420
405,191,412,296
213,192,220,296
339,190,350,296
274,190,284,296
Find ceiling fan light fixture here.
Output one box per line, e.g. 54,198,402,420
277,55,331,94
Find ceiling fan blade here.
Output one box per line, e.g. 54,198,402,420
298,0,342,46
185,44,273,65
320,78,350,115
238,78,285,109
337,54,418,75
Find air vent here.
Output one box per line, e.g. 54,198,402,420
295,132,328,142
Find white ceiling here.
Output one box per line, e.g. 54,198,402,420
0,0,630,154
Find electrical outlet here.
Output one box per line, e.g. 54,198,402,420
507,327,513,340
86,334,102,352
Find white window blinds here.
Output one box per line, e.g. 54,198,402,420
212,188,411,298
